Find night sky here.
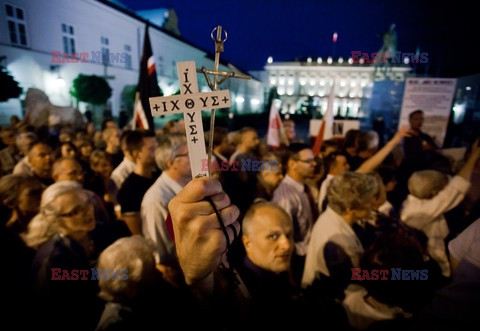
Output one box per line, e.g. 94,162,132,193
117,0,478,77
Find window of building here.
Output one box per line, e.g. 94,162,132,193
101,36,110,65
157,56,164,76
5,3,28,46
61,23,76,54
124,44,132,69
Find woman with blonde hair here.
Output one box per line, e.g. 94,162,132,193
27,181,103,331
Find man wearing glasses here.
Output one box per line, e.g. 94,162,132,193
141,133,191,285
272,143,319,284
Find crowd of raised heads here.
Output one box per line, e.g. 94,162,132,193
1,110,479,330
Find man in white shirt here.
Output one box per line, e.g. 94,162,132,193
302,172,378,294
401,139,480,277
273,144,318,257
272,143,318,283
141,133,191,273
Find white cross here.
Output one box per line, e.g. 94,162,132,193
149,61,231,178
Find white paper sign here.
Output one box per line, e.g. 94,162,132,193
398,78,457,147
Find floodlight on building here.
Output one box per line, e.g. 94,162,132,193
287,88,294,96
309,79,316,86
270,78,277,85
320,80,325,86
359,58,365,64
49,65,65,89
267,56,273,64
403,57,410,64
300,79,306,86
307,57,312,63
338,57,344,64
350,81,356,87
251,98,260,105
235,96,245,103
288,78,294,85
327,57,333,64
348,58,353,64
55,77,66,88
278,87,285,95
340,81,346,87
279,78,285,85
317,57,322,64
360,81,367,87
466,86,472,91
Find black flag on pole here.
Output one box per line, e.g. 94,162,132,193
133,25,161,131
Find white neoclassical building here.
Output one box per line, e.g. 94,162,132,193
261,56,412,119
0,0,263,125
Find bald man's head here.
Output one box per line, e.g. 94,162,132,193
52,157,84,184
242,203,294,274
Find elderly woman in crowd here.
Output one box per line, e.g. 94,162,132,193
0,174,43,234
401,138,480,278
25,181,103,331
95,236,193,331
302,171,379,298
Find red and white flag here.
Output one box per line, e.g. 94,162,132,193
312,81,335,156
267,99,288,148
132,25,160,131
332,32,338,43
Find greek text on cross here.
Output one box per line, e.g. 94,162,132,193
149,90,230,114
148,61,231,178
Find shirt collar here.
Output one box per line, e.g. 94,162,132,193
161,171,184,194
284,174,305,192
243,256,284,282
325,206,358,238
125,157,136,167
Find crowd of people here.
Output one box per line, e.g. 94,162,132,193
0,109,479,330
